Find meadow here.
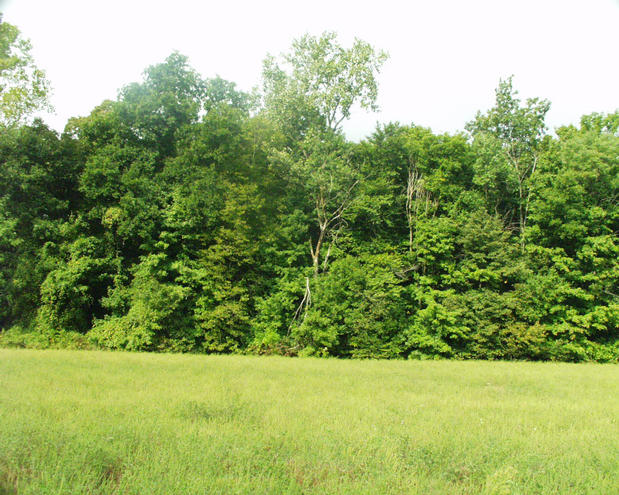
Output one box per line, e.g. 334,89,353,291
0,349,617,494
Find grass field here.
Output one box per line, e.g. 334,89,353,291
0,349,617,494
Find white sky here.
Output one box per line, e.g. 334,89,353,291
1,0,618,140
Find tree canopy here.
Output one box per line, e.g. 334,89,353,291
0,15,52,126
0,28,617,362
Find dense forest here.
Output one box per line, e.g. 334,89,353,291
1,25,617,361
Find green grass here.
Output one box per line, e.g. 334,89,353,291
0,349,617,494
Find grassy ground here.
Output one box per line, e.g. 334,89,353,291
0,349,617,494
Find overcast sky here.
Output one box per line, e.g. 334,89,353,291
2,0,618,140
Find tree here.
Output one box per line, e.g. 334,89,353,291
263,33,387,271
523,115,619,353
0,16,52,126
262,31,388,138
272,131,358,277
116,52,206,157
261,33,388,333
0,120,82,332
466,76,550,250
292,253,408,357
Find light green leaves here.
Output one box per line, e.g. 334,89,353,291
263,32,388,136
0,18,52,126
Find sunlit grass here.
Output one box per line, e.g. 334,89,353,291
0,349,617,494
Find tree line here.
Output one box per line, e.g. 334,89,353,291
1,25,617,361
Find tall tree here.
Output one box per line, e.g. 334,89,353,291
271,130,358,277
466,76,550,249
263,31,388,139
263,33,388,272
260,32,388,336
0,16,52,126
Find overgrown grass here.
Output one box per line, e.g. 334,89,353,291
0,349,617,494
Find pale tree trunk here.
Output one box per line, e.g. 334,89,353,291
291,182,355,329
309,224,327,277
309,180,358,276
406,168,417,252
509,149,538,252
406,167,435,253
289,276,312,333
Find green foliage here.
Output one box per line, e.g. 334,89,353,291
117,52,206,157
467,76,551,248
90,253,191,351
36,236,116,336
292,254,408,358
0,17,52,126
0,29,617,362
467,76,550,157
263,31,388,137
